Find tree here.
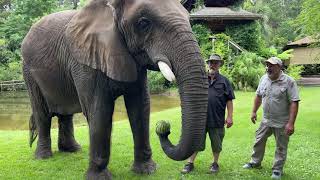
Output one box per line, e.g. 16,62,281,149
294,0,320,37
0,0,58,80
0,0,57,52
243,0,303,48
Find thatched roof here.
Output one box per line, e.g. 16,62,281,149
190,7,262,20
283,36,318,50
287,36,317,46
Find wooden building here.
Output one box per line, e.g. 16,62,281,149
284,37,320,65
190,7,262,32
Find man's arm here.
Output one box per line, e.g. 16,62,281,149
251,95,262,124
225,100,233,128
285,101,299,136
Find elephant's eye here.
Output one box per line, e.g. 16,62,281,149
137,17,152,32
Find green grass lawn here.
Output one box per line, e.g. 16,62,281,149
0,87,319,180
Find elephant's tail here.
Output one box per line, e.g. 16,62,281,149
29,114,38,147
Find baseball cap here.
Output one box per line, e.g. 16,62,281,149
265,57,282,66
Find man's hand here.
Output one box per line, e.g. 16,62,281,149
285,122,294,136
251,112,257,124
225,117,233,128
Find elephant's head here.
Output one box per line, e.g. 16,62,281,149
65,0,208,161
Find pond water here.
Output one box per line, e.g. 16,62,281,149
0,91,180,130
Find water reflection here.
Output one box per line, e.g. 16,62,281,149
0,91,180,130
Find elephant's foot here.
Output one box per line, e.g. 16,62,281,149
86,169,112,180
35,143,52,159
131,159,157,174
58,139,81,152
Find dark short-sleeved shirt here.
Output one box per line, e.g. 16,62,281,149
207,73,235,128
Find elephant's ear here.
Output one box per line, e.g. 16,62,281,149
65,0,137,82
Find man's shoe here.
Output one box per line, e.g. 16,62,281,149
181,163,194,174
271,171,282,179
209,162,219,173
243,162,262,169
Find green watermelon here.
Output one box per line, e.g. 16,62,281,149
155,120,171,136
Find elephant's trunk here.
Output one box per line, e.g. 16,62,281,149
158,33,208,160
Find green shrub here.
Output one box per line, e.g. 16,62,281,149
225,22,265,53
213,33,232,62
229,52,265,90
147,71,168,94
277,49,294,62
0,61,23,81
301,64,320,75
192,24,212,61
285,65,304,80
258,46,278,59
0,39,16,65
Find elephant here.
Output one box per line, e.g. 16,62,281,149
21,0,208,179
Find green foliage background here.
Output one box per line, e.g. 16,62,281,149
0,0,318,88
225,22,264,53
294,0,320,38
0,0,58,81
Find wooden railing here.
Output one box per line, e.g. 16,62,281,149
0,80,26,92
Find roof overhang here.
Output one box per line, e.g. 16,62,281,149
190,7,262,21
283,36,319,50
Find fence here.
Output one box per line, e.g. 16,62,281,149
0,80,26,92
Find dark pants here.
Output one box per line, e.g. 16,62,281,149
199,127,225,153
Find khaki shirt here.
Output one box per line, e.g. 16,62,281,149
256,72,300,128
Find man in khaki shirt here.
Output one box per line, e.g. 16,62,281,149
243,57,300,179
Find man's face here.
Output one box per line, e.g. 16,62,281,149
266,62,281,80
207,60,221,74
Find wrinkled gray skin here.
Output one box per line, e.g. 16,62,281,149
22,0,208,179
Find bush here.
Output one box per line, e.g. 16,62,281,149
285,65,304,80
258,46,278,59
0,61,23,81
225,22,265,53
212,33,232,61
228,52,265,90
0,39,16,65
147,71,169,94
192,24,212,61
301,64,320,75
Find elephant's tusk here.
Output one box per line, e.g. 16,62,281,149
158,61,176,82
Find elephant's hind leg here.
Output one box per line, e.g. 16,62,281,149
35,115,53,159
57,114,81,152
25,76,53,159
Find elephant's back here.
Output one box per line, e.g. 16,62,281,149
21,10,77,66
21,11,82,115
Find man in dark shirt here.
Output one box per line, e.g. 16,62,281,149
181,54,235,174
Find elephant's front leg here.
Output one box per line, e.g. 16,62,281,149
124,84,156,174
85,98,114,180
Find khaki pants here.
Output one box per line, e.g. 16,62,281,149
250,122,290,172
